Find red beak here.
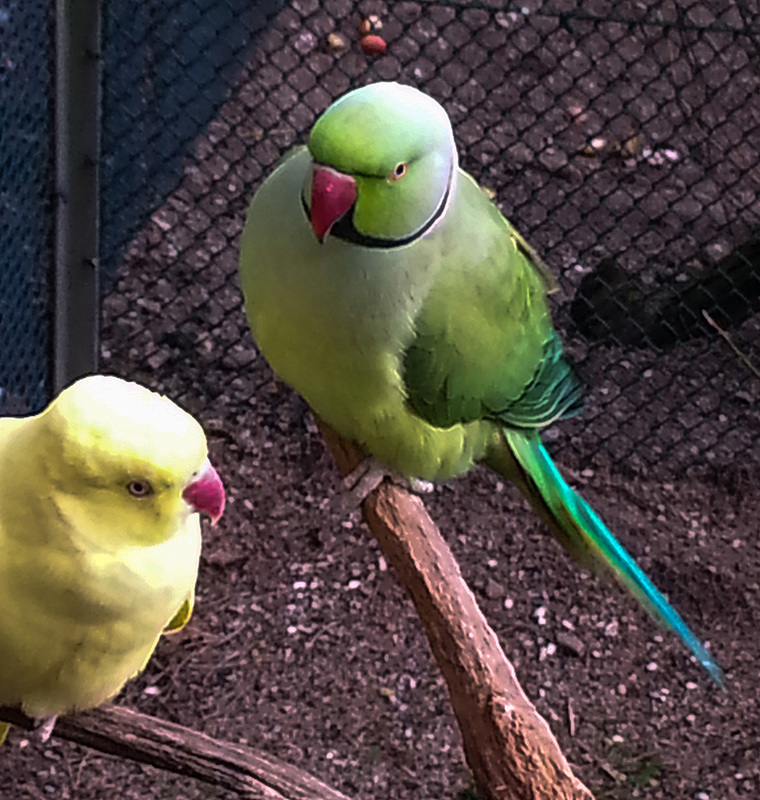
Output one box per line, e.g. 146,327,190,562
182,460,225,525
310,164,357,242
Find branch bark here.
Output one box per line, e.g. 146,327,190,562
316,418,593,800
0,705,352,800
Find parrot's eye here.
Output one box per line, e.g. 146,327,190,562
128,480,153,498
388,161,408,182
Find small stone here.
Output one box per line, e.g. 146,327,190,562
360,35,386,56
622,134,641,157
359,16,385,36
326,32,347,52
556,630,585,657
146,350,170,371
485,578,505,599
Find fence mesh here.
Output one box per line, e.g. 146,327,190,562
0,0,54,414
94,0,760,478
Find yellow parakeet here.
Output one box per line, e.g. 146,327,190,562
0,375,225,744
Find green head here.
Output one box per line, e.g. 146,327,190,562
306,82,457,244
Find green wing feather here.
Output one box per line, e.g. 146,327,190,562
164,591,194,633
402,171,582,430
496,330,584,427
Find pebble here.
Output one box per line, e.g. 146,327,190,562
360,35,386,55
326,32,347,52
557,630,585,657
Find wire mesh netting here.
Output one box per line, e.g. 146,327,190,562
99,0,760,481
0,0,53,414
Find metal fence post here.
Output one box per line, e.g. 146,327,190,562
54,0,101,392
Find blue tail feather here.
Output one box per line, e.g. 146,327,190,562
500,429,725,687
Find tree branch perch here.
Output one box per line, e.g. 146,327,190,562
316,417,593,800
0,705,352,800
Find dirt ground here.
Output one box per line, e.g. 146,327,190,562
2,2,760,798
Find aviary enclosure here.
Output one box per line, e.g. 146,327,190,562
0,1,758,798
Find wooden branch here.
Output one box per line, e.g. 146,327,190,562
316,418,593,800
0,705,352,800
702,309,760,379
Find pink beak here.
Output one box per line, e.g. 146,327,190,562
310,164,357,242
182,460,225,525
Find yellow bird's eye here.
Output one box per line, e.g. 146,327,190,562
388,161,408,182
128,480,153,498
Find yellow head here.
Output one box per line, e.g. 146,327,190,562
21,375,224,548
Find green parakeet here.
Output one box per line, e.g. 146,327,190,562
238,81,723,686
0,375,225,744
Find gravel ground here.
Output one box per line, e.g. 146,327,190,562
2,2,759,798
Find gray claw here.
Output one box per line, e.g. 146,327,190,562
331,458,435,514
34,714,58,743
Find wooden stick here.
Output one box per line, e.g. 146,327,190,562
0,705,352,800
702,309,760,379
316,418,593,800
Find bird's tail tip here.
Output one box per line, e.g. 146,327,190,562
491,429,725,687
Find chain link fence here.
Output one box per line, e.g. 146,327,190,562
4,0,760,478
0,0,54,414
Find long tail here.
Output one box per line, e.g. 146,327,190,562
485,428,724,687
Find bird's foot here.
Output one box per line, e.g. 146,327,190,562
340,457,388,507
33,714,58,743
406,476,435,495
334,457,434,511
